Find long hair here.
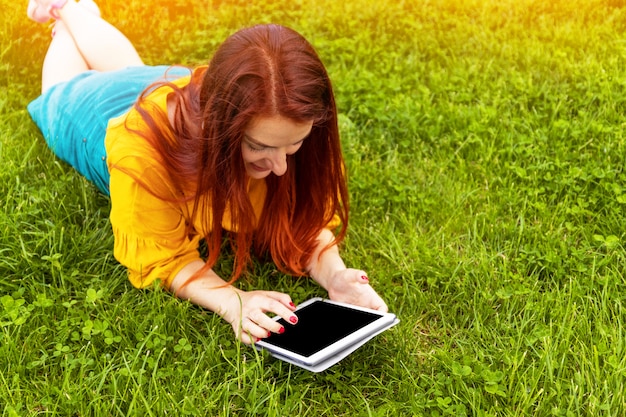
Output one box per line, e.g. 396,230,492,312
133,24,348,283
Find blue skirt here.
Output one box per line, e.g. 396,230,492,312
27,65,191,195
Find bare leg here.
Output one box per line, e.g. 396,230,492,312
39,0,144,92
41,21,89,93
56,1,144,71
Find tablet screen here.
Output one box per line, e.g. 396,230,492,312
264,300,382,357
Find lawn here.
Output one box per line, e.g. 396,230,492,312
1,0,626,415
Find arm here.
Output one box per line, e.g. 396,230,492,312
169,260,298,344
307,228,388,312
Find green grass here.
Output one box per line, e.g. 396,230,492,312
2,0,626,415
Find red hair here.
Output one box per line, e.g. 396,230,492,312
132,24,348,283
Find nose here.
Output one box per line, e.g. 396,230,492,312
270,151,288,176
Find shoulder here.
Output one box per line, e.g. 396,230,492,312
105,70,194,159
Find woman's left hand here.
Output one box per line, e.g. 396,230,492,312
326,269,388,312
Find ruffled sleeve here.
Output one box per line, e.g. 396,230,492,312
108,156,202,288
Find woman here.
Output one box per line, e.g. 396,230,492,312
27,0,388,344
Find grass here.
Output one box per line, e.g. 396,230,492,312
2,0,626,415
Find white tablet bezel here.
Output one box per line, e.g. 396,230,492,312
255,297,397,367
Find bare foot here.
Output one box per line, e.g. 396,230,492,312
27,0,100,24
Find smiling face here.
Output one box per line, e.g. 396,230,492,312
242,115,314,179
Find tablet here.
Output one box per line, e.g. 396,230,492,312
255,298,398,372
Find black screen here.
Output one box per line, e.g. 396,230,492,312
264,300,381,357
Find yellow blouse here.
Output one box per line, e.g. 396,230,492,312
105,75,339,289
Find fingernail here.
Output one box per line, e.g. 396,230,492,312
279,326,285,334
361,275,369,282
267,331,272,338
289,316,298,324
256,338,261,343
289,302,296,308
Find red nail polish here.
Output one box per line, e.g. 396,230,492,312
279,326,285,334
267,331,272,337
289,316,298,324
361,275,369,282
289,302,296,308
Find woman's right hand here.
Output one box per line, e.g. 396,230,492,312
170,260,298,344
220,289,298,344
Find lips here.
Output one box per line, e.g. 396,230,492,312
250,162,269,172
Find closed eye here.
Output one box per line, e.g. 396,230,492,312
245,141,266,152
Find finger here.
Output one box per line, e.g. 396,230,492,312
259,298,299,331
250,312,287,336
362,286,388,312
240,331,258,346
376,301,389,313
350,269,370,284
264,291,297,311
250,307,285,338
368,291,389,312
241,316,273,340
234,320,256,345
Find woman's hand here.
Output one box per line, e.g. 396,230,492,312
307,229,389,313
326,269,388,312
220,289,298,344
170,260,298,344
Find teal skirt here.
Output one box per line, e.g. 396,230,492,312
27,65,190,195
